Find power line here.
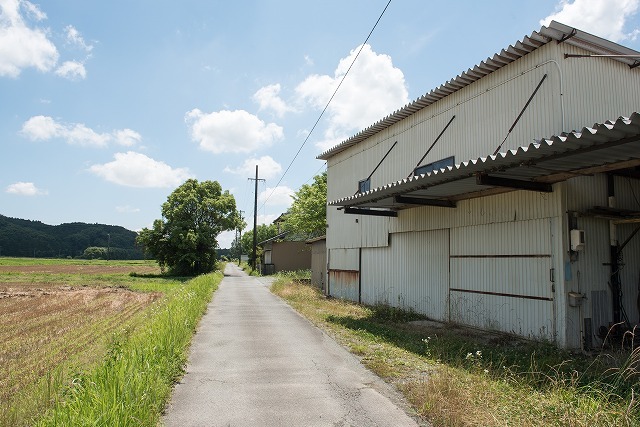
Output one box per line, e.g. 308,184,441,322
303,161,327,185
260,0,392,209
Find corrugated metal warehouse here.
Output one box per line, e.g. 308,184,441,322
318,21,640,349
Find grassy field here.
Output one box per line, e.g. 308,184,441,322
0,257,220,427
271,274,640,426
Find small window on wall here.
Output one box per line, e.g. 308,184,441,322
414,156,455,176
358,178,370,194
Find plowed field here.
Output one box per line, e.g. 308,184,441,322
0,260,163,420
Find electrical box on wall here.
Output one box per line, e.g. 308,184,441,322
570,229,585,251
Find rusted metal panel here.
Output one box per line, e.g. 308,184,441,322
328,269,359,302
328,248,360,301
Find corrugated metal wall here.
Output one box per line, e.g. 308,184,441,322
561,44,640,131
449,219,555,340
326,207,390,249
328,248,360,300
361,229,450,321
310,239,326,291
562,175,640,348
613,176,640,328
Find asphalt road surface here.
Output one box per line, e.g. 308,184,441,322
162,263,421,427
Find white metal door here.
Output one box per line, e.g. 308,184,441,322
449,218,555,340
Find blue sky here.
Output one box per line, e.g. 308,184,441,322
2,0,640,248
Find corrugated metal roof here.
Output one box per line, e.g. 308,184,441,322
317,21,640,161
328,113,640,209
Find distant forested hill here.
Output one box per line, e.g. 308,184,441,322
0,214,144,259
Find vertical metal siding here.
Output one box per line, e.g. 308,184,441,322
326,207,389,249
328,248,360,301
561,44,640,131
310,240,326,291
564,175,615,346
390,188,560,234
449,218,555,340
361,229,449,321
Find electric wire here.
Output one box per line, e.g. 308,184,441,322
303,162,328,185
259,0,392,210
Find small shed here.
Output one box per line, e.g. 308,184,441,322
260,232,311,274
306,236,327,291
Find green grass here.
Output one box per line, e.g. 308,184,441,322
238,261,260,276
271,277,640,426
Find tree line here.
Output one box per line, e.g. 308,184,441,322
0,214,144,259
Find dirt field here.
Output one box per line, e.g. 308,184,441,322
0,261,163,411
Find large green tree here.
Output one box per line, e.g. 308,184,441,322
137,179,240,275
282,172,327,238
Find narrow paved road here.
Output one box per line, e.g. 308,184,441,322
162,263,420,426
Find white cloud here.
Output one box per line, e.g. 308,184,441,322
304,54,314,66
224,155,283,180
55,60,86,80
296,44,409,151
21,1,46,21
217,230,236,249
89,151,193,188
114,129,143,147
20,115,141,147
253,84,296,117
64,25,93,52
541,0,640,42
185,109,283,154
6,181,47,196
258,186,294,207
239,214,281,233
20,115,63,140
116,205,141,213
0,0,59,77
257,213,278,227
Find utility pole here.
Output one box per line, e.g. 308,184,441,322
248,165,265,271
236,209,244,265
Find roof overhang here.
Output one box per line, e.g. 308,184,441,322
329,113,640,212
318,21,640,161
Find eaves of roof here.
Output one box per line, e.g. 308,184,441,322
328,113,640,209
317,21,640,161
258,231,289,245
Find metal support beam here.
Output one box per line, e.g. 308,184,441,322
394,195,456,208
476,174,553,192
344,207,397,217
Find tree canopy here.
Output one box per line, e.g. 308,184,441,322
282,172,327,239
0,214,142,259
137,179,240,275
